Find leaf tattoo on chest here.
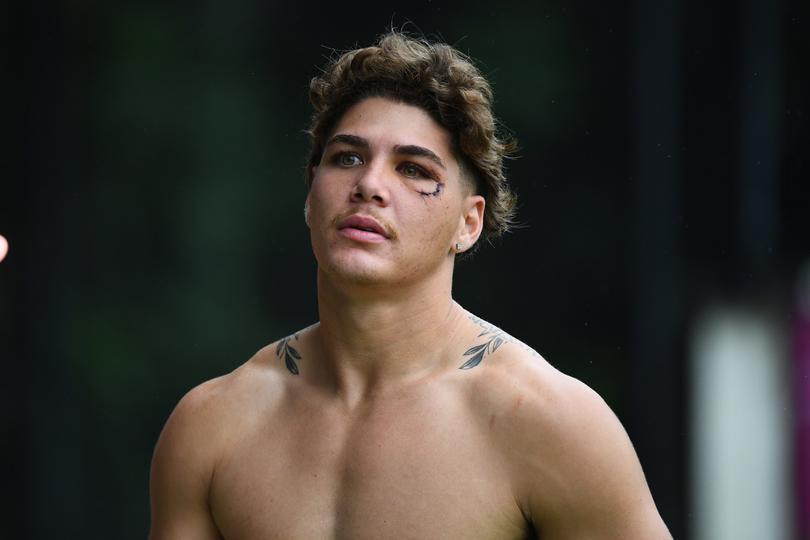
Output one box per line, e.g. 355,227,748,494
459,314,542,369
276,333,302,375
459,315,515,369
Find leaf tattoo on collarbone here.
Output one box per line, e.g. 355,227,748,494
459,315,514,370
276,334,302,375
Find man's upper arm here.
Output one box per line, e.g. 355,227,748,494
518,375,671,539
149,382,224,540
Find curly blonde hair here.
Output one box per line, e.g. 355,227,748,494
305,31,517,246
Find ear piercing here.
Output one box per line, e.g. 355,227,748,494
455,242,463,251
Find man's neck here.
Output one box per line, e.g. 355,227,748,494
311,267,467,405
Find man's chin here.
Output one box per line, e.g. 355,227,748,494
318,255,393,287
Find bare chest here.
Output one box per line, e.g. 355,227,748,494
209,392,528,540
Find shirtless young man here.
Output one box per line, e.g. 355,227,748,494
149,32,672,539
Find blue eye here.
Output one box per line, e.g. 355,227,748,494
399,163,429,179
336,153,363,167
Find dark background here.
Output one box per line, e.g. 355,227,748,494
2,0,807,538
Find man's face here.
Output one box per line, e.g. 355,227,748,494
306,96,483,288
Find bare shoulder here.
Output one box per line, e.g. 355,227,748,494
169,342,287,429
155,324,317,452
458,315,602,435
149,335,303,537
459,316,585,434
152,339,291,474
459,316,671,539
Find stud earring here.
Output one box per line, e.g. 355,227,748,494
455,242,463,251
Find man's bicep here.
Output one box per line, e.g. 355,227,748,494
525,379,671,539
149,386,223,540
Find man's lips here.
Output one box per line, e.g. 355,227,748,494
337,214,391,242
338,215,389,237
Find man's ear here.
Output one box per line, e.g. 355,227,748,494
455,195,485,252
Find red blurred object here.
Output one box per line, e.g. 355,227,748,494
794,266,810,538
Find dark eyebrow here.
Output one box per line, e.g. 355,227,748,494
326,133,370,150
326,134,447,171
393,144,446,170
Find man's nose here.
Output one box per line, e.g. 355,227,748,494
350,162,390,205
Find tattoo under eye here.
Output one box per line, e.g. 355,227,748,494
418,182,444,197
400,163,443,197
